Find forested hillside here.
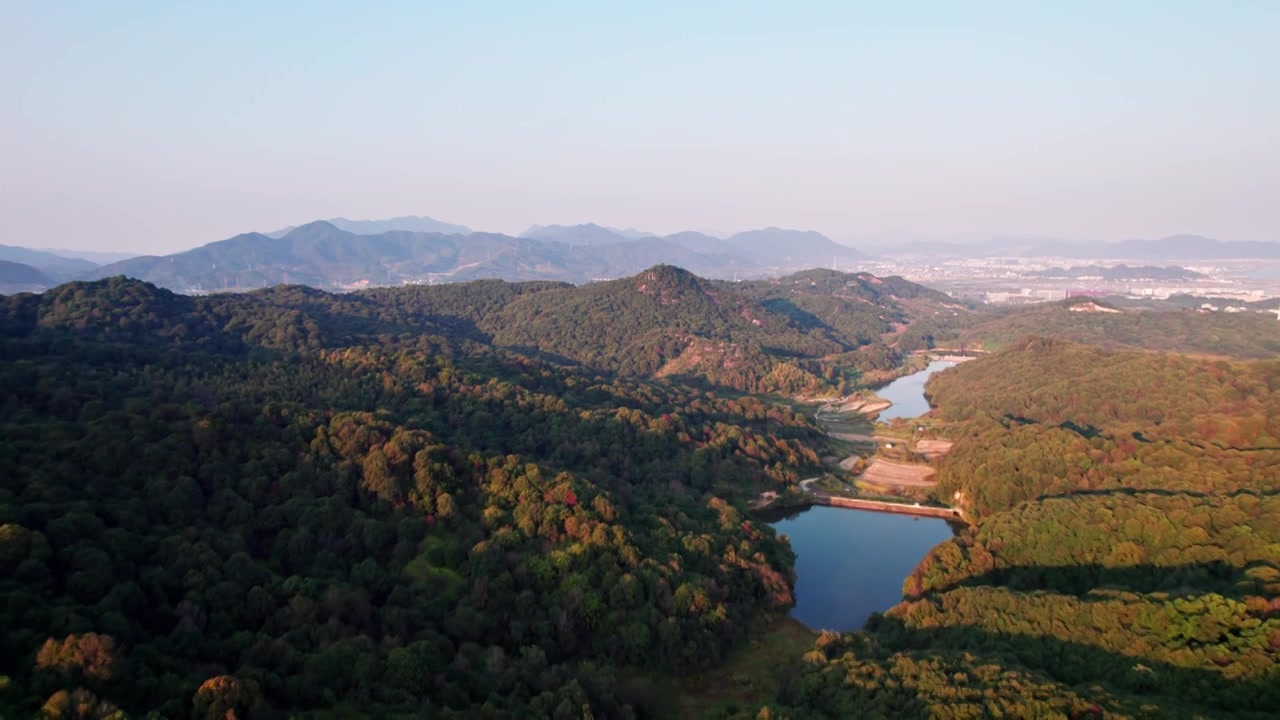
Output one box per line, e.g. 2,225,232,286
940,298,1280,358
0,275,835,718
767,340,1280,718
7,271,1277,719
295,265,951,394
928,338,1280,517
0,267,953,718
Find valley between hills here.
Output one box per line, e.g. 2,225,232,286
1,265,1277,718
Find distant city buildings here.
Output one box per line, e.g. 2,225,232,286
915,258,1278,307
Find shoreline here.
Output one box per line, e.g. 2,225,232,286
810,495,964,520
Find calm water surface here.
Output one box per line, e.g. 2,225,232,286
768,360,962,630
770,506,958,630
875,360,956,421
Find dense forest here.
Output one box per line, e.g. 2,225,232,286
358,266,953,393
940,298,1280,358
765,340,1280,718
0,274,845,718
5,269,1278,718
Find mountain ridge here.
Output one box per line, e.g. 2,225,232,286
869,233,1280,260
0,244,100,279
726,226,865,265
266,214,472,238
18,264,949,395
77,222,875,292
0,259,54,292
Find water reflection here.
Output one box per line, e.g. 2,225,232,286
768,506,961,631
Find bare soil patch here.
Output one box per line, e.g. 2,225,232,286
858,459,936,487
915,439,954,458
749,491,779,510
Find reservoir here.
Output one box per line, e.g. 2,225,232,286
769,506,958,630
767,358,963,631
875,360,955,421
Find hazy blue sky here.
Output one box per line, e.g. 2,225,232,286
3,1,1277,254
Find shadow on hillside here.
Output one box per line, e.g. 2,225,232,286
844,615,1280,717
493,344,582,367
916,559,1279,601
759,298,829,332
1000,413,1103,439
781,615,1280,717
1034,487,1280,503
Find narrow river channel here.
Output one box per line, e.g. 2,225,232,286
875,360,955,421
769,360,961,630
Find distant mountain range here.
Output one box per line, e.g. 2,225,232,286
875,234,1280,261
76,221,864,292
1032,264,1207,282
5,212,1277,296
37,248,138,265
730,227,864,265
0,244,100,280
0,260,54,293
266,215,472,238
520,223,661,243
1105,234,1280,260
519,223,646,246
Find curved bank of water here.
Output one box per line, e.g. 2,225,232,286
874,360,956,421
769,359,965,630
768,506,959,630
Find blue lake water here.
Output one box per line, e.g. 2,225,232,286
875,360,956,421
769,506,959,630
765,358,963,631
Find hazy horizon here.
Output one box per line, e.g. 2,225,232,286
17,220,1258,260
4,2,1277,255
